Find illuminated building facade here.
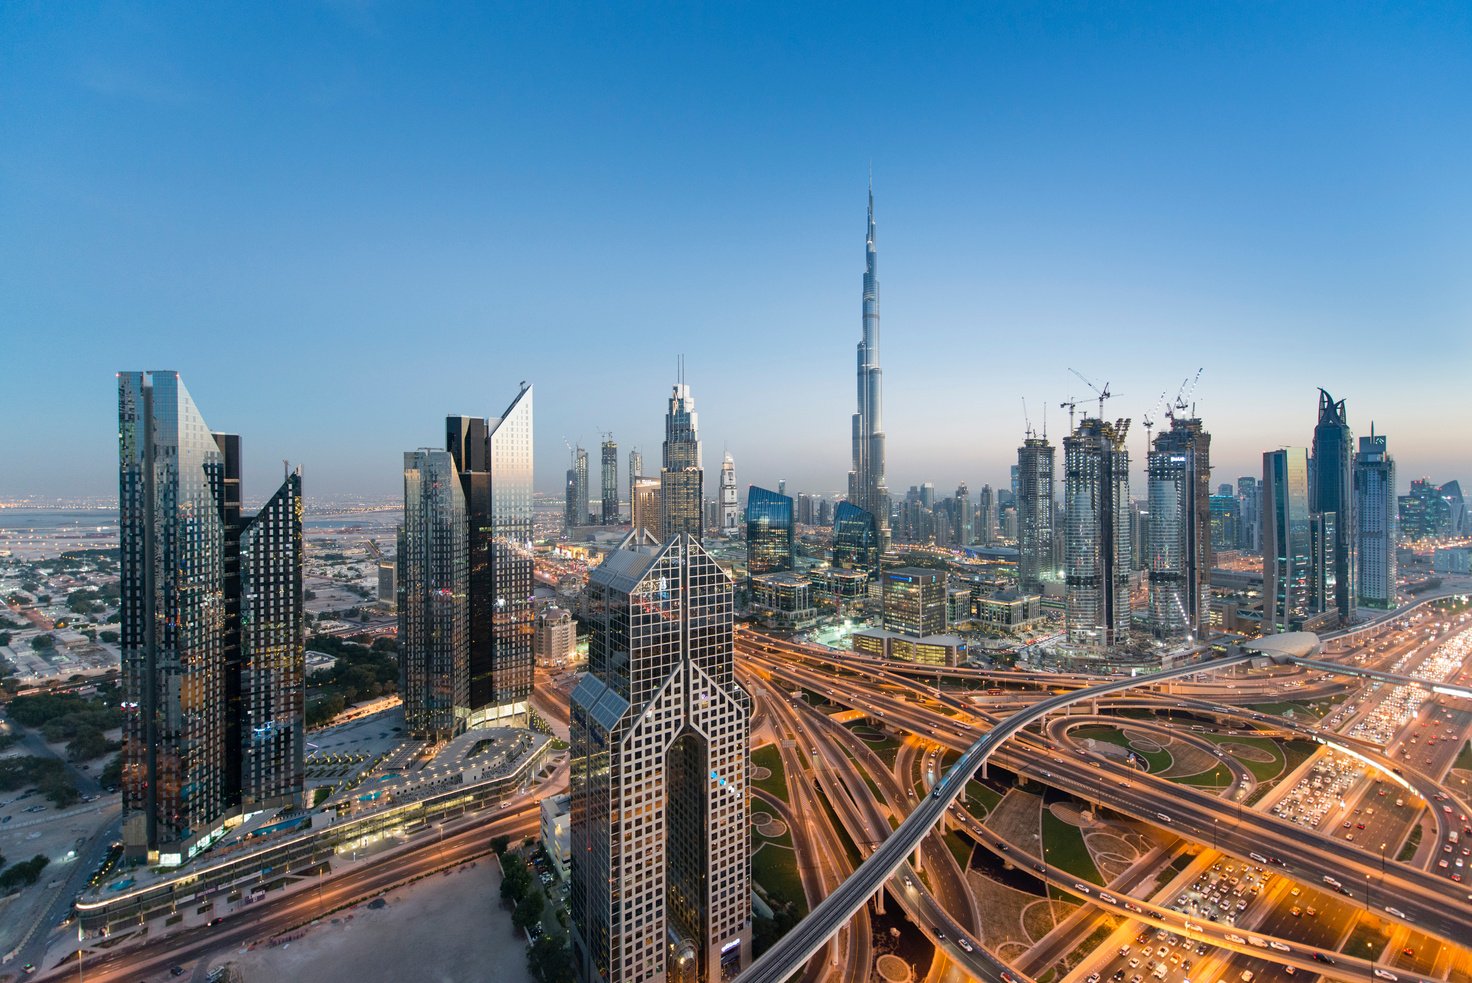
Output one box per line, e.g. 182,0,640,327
1354,428,1397,609
660,372,704,542
1311,389,1356,623
1063,417,1132,648
745,485,795,582
1263,448,1313,633
1017,435,1055,594
832,501,880,575
1146,416,1212,644
570,533,751,983
601,437,619,523
848,182,890,548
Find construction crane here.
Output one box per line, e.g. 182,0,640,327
1169,368,1204,421
1059,395,1079,433
1021,397,1033,439
1068,368,1117,419
365,539,384,561
1142,411,1155,448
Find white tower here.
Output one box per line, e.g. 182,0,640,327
719,452,739,536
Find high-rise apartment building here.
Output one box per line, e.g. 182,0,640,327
847,182,891,549
118,371,304,862
570,533,751,983
1063,418,1132,648
1237,476,1261,551
1263,448,1313,633
446,384,534,725
1146,417,1212,644
719,452,739,535
978,484,996,545
660,374,704,541
1354,428,1397,609
746,486,795,582
600,437,619,524
1017,435,1055,594
566,446,590,532
627,449,643,508
954,482,974,546
832,501,881,575
631,477,662,541
1311,390,1356,624
399,449,468,740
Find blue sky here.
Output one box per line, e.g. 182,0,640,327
2,2,1468,503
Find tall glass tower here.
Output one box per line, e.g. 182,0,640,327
446,383,534,725
1311,389,1356,624
1263,448,1313,633
660,371,704,541
1017,435,1055,594
1146,417,1212,644
1063,417,1132,649
848,181,890,548
600,437,619,523
1354,427,1397,609
745,486,795,581
565,446,589,532
832,501,880,575
399,449,468,739
570,533,752,983
118,371,303,863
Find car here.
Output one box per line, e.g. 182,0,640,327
1290,906,1301,916
1085,975,1099,983
1289,887,1300,896
1284,967,1297,976
936,931,947,942
958,938,975,953
170,969,186,978
1373,972,1399,982
1130,960,1142,970
208,916,225,926
1312,953,1336,965
1269,941,1291,953
1305,906,1317,916
1402,948,1414,957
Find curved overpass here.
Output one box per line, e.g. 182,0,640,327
735,651,1255,983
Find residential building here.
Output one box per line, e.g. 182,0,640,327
631,476,661,541
1063,417,1132,648
565,446,589,532
1237,476,1261,551
627,449,642,509
534,605,577,666
1146,416,1212,644
1017,435,1055,594
1354,427,1397,609
541,793,571,881
719,452,739,535
600,437,619,524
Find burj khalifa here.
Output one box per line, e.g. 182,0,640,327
848,181,890,547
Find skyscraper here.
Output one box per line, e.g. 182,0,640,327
1063,417,1132,649
1017,435,1056,594
978,484,995,545
631,476,662,541
570,533,751,983
600,437,619,523
566,445,590,532
848,182,890,549
954,482,974,546
832,501,881,576
118,371,304,862
446,384,534,725
1146,417,1212,644
1263,448,1313,633
1311,390,1356,624
746,486,795,582
399,449,468,740
660,372,704,541
627,448,643,506
1237,476,1261,551
1354,427,1397,609
719,452,739,535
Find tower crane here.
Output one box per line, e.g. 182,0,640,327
1022,397,1033,439
1068,368,1118,419
1170,368,1204,420
1059,395,1079,433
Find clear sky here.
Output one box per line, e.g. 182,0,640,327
2,2,1468,504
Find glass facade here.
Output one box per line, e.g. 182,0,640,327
745,485,794,581
660,380,704,542
600,438,619,523
570,534,751,983
565,446,589,531
118,371,304,862
831,501,880,575
1063,418,1132,648
882,567,946,637
1146,417,1212,644
1263,448,1313,633
1016,436,1054,594
1311,390,1356,623
1209,495,1241,551
399,449,468,739
1353,432,1397,608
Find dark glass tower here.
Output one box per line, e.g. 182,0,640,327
1063,417,1132,649
1017,435,1055,594
1311,389,1356,624
1263,448,1313,632
660,372,704,542
1354,428,1397,609
118,371,303,863
446,383,535,725
745,485,795,582
570,533,752,983
600,437,619,523
832,501,880,575
565,445,589,532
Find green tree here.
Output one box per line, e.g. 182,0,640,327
512,889,544,932
527,930,576,983
500,857,531,903
490,834,511,856
100,630,119,644
31,634,55,651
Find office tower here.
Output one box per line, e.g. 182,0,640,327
1063,417,1132,648
1311,390,1356,624
954,482,974,546
600,437,619,524
566,446,589,532
1146,417,1212,644
977,485,995,545
1209,495,1240,551
1010,465,1021,504
660,371,704,542
1354,428,1397,609
399,449,468,740
1237,476,1262,551
847,182,891,550
882,568,947,636
777,478,786,497
1263,448,1313,633
118,371,304,862
377,560,397,609
832,501,881,575
818,497,832,527
746,486,795,582
796,493,816,526
627,449,642,507
1000,503,1019,541
1441,481,1468,537
1399,478,1455,542
1017,435,1056,594
446,384,535,725
570,533,751,983
719,452,740,535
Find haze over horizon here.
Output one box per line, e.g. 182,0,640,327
3,3,1468,503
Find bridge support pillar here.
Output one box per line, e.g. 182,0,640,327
912,847,923,875
874,886,885,915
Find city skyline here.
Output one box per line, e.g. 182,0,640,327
3,5,1470,502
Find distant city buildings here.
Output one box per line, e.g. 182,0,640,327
1016,434,1055,594
660,371,704,542
399,448,468,740
1063,417,1132,649
1146,416,1211,644
631,476,661,541
1400,478,1466,542
570,532,751,983
719,452,740,535
1354,427,1397,609
848,183,891,550
1237,476,1262,551
118,371,305,863
566,445,590,532
600,437,619,524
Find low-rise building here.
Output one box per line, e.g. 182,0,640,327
749,572,820,630
540,792,571,880
851,627,965,666
974,590,1042,631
